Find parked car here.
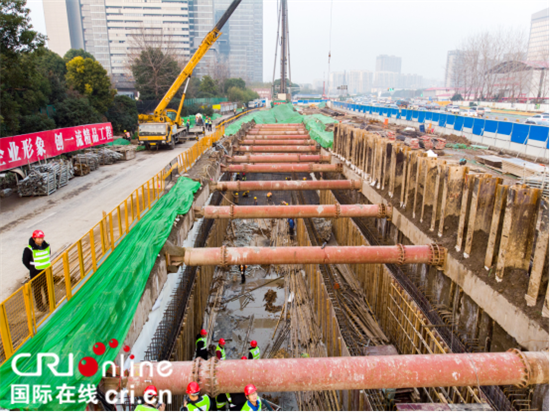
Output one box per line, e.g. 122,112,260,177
462,109,478,117
446,105,460,114
525,113,549,125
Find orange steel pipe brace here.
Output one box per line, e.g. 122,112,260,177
227,155,330,163
235,145,318,153
201,204,392,219
241,139,315,145
221,163,341,173
182,245,446,266
211,180,361,192
248,131,306,135
128,351,548,395
244,134,310,139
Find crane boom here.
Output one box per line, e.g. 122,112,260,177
139,0,242,122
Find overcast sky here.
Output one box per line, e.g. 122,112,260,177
28,0,548,84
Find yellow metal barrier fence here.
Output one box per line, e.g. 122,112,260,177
0,125,226,365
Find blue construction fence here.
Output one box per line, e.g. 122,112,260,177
294,99,329,104
332,101,549,149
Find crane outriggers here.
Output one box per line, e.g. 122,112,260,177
137,0,242,149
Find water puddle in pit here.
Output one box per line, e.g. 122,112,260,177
203,217,298,410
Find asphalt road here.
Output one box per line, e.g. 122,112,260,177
0,140,197,302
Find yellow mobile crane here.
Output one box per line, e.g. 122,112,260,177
138,0,242,150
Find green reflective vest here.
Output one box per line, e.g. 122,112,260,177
249,346,260,360
28,245,51,270
135,405,159,411
216,344,226,360
196,336,207,349
241,399,262,411
186,395,211,411
215,393,232,409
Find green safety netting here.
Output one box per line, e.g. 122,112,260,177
0,177,200,411
107,138,130,146
181,115,196,127
212,113,222,121
225,104,337,148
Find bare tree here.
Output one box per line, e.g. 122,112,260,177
207,55,230,89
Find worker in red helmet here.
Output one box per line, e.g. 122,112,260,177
195,329,209,360
182,382,211,411
135,385,166,411
241,384,261,411
241,356,247,360
247,340,260,360
216,338,226,360
22,230,51,311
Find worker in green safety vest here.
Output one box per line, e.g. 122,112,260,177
241,384,261,411
215,338,226,360
22,230,51,311
136,385,166,411
196,329,209,360
247,340,260,360
215,392,233,410
181,382,211,411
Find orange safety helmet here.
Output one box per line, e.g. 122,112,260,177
32,230,45,239
250,340,258,348
187,382,201,395
219,338,226,345
244,384,257,396
144,385,158,397
200,329,207,336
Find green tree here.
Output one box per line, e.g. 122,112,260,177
451,93,463,101
227,86,245,103
223,78,246,93
66,56,115,113
37,48,67,103
131,48,180,100
53,97,102,128
197,75,218,98
106,95,138,134
18,113,55,134
63,48,95,63
0,0,45,59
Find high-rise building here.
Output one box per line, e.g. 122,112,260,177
210,0,263,82
347,70,373,94
373,71,399,91
444,50,463,88
527,8,549,61
375,55,401,74
398,73,423,89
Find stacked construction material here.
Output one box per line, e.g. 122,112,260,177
95,147,123,165
18,168,57,197
433,137,447,150
112,145,136,161
500,158,546,177
73,152,99,176
419,135,434,150
403,137,420,149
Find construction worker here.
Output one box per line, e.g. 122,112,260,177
236,173,241,181
247,340,260,360
215,392,233,410
242,191,250,198
216,338,226,360
280,201,288,206
195,329,209,360
136,385,166,411
253,197,258,206
182,382,211,411
285,177,290,181
124,130,131,140
23,230,51,311
186,119,190,134
242,172,247,181
288,218,295,239
241,356,247,360
266,192,273,204
241,384,262,411
234,192,239,204
303,177,307,181
240,265,247,284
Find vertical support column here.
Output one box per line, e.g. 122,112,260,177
495,185,541,282
484,184,508,269
456,175,474,251
525,198,549,306
438,165,467,238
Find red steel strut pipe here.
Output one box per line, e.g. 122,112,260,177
211,180,361,192
245,134,310,139
201,204,392,219
234,145,318,153
227,155,331,163
241,139,316,145
220,163,341,173
182,244,446,266
128,350,548,396
248,130,307,135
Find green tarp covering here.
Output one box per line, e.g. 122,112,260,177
0,177,200,411
225,104,337,149
107,138,130,146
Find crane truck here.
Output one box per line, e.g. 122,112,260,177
138,0,242,150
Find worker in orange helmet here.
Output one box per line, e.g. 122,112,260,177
182,382,211,411
195,329,209,360
247,340,260,360
135,385,166,411
23,230,51,311
241,384,262,411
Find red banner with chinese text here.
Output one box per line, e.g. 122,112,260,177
0,123,113,172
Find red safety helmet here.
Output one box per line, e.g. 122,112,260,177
32,230,45,239
244,384,257,396
144,385,158,397
241,356,247,360
187,382,201,395
219,338,226,345
250,340,257,348
200,329,207,336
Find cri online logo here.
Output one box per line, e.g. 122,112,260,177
11,338,134,377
